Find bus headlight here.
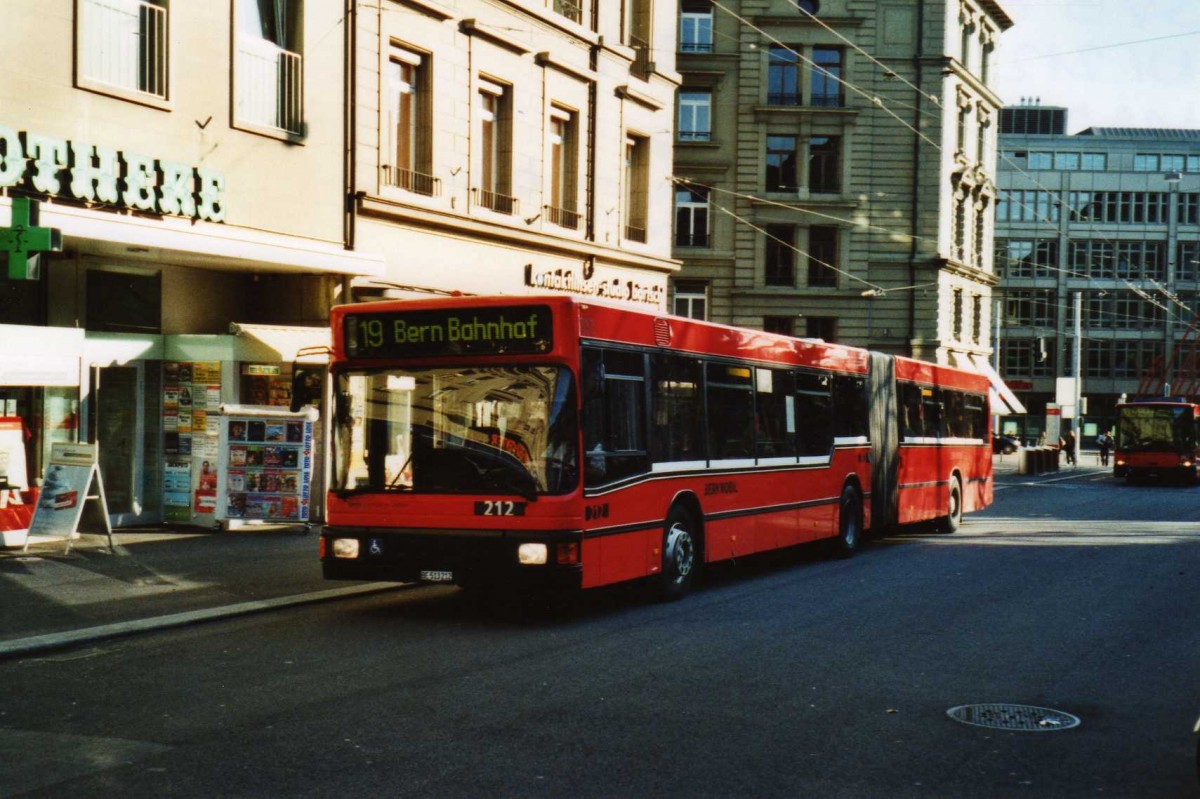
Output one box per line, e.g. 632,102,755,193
331,538,360,559
518,543,548,565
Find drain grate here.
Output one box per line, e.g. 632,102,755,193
947,703,1081,732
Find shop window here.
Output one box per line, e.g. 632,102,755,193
86,270,161,333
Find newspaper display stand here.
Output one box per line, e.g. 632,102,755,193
25,442,114,553
214,405,317,531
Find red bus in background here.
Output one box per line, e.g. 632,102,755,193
308,295,991,598
1113,400,1200,483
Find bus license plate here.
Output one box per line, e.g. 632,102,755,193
420,570,454,583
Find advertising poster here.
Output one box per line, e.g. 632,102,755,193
164,360,223,524
215,406,316,525
28,443,100,538
0,417,29,489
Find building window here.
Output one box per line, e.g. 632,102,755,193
810,48,843,108
1134,154,1160,172
796,0,818,14
1003,339,1053,378
674,187,709,247
546,107,579,229
680,0,713,52
384,48,436,196
807,226,838,287
553,0,583,23
808,136,840,193
86,269,162,333
79,0,169,102
235,0,304,135
624,134,649,242
1179,241,1200,281
764,224,795,287
1081,153,1107,171
476,81,515,214
624,0,652,78
805,317,836,341
1179,194,1199,225
952,288,964,341
678,91,712,142
673,280,708,319
766,135,798,191
953,194,968,262
1006,290,1055,328
971,294,983,344
1027,152,1052,170
763,316,794,336
1053,152,1080,170
995,239,1057,278
767,47,801,106
973,196,988,267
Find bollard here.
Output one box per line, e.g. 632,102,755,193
1017,447,1030,475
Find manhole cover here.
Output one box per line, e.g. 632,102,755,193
947,704,1081,732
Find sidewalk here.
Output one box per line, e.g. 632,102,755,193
0,452,1108,659
991,449,1112,486
0,524,400,659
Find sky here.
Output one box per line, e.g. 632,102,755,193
989,0,1200,133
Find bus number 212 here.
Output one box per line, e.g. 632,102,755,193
475,500,526,517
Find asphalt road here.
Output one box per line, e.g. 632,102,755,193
3,470,1200,798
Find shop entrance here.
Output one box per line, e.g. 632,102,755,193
95,364,149,525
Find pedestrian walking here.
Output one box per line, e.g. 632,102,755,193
1061,429,1077,466
1097,429,1113,466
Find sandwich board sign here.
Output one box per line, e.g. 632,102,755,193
26,442,114,553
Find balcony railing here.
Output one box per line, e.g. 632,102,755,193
80,0,168,99
236,37,304,135
678,130,712,143
545,205,580,230
809,92,844,108
382,166,441,197
675,232,709,247
767,92,802,107
474,188,518,215
629,34,651,80
625,224,647,243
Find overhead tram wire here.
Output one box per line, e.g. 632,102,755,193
682,0,1193,331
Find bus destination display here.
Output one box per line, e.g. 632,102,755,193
345,305,554,358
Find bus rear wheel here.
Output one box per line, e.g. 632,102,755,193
658,506,699,601
833,485,862,558
937,477,963,534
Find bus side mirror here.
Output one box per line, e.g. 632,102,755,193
291,366,323,412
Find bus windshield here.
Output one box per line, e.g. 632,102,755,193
331,365,578,498
1116,406,1196,452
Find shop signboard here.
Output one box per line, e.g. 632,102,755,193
214,405,317,527
26,442,113,552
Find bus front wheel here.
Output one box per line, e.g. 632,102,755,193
658,506,699,601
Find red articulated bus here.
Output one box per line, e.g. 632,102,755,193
1113,400,1200,483
309,295,992,598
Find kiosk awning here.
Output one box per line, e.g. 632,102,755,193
229,323,331,365
966,353,1027,416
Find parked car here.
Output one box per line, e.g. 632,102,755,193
992,434,1020,454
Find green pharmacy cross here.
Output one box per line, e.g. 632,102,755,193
0,197,62,280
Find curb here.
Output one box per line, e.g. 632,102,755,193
0,582,406,660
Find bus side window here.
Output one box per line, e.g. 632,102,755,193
650,353,705,463
582,347,648,486
755,368,796,459
795,372,832,456
832,375,868,439
899,382,922,438
706,362,755,459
